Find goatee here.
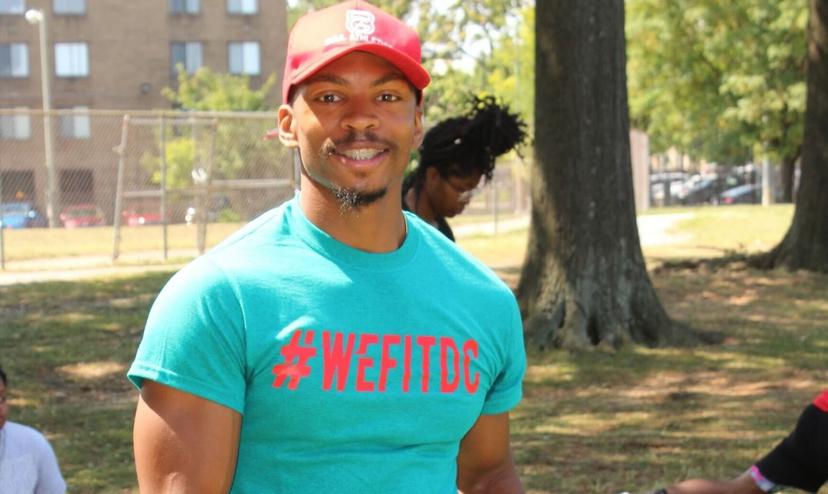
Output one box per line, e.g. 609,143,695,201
332,186,387,213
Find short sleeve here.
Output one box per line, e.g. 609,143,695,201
34,431,66,494
754,403,828,493
127,258,247,413
481,296,526,415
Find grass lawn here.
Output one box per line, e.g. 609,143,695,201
0,223,244,263
1,204,826,493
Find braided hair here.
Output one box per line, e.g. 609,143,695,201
406,95,527,192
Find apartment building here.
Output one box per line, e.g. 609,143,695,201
0,0,287,222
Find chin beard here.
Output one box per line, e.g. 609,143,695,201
331,186,387,213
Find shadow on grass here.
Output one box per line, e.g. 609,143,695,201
2,264,827,493
515,265,828,493
0,271,174,493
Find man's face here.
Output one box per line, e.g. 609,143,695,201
278,51,424,209
0,380,8,430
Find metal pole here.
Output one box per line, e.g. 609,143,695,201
762,154,773,206
160,114,168,260
27,10,58,228
112,115,130,262
0,171,5,270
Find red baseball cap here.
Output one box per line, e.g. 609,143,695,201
281,0,431,103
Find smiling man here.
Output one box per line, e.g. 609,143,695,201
128,2,526,493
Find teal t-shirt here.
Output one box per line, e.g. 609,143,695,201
128,195,526,494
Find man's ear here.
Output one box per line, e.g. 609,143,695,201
412,105,425,149
277,104,298,148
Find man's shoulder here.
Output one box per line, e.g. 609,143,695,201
5,421,51,448
408,214,513,297
209,199,296,254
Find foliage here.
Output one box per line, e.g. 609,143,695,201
162,66,276,112
626,0,808,164
147,67,285,190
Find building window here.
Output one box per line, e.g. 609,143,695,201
227,0,256,14
0,0,25,14
59,107,90,139
53,0,85,14
54,42,89,77
228,42,260,75
0,108,31,140
0,43,28,78
169,0,199,14
171,42,202,76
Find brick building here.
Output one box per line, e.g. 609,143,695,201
0,0,287,223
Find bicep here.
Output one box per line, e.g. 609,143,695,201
457,413,523,493
133,380,241,494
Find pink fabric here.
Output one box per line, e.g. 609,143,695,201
813,390,828,412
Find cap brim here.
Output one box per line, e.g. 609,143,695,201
286,43,431,102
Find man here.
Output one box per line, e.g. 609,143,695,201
128,2,527,493
0,365,67,494
645,390,828,494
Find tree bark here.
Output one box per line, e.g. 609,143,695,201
517,0,696,349
779,152,799,203
755,0,828,271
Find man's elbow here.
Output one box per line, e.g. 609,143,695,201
457,459,524,494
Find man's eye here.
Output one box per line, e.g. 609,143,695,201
379,93,401,102
318,94,341,103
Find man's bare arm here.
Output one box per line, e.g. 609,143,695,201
133,381,242,494
457,413,524,494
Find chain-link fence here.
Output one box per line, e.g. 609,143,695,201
0,108,532,269
0,109,295,266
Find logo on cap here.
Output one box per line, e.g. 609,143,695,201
346,9,376,39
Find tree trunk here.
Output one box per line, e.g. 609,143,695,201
517,0,696,349
779,152,799,203
755,0,828,271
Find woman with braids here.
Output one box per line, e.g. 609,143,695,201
403,96,527,241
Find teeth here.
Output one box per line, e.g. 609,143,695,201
341,148,382,160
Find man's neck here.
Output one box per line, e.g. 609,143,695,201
405,187,438,227
299,181,407,253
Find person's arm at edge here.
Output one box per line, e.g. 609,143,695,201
662,471,764,494
34,429,67,494
457,412,524,494
133,380,241,494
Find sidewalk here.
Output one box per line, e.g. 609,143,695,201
0,213,689,285
0,249,198,285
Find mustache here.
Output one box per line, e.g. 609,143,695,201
320,131,395,156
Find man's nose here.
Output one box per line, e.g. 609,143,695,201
341,100,379,132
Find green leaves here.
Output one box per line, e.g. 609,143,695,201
627,0,808,164
163,66,276,112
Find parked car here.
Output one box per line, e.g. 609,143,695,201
718,183,761,205
0,202,47,229
60,204,105,228
122,209,162,226
677,173,744,205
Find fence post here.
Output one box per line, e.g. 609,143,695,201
112,115,131,262
160,113,169,260
0,171,5,270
